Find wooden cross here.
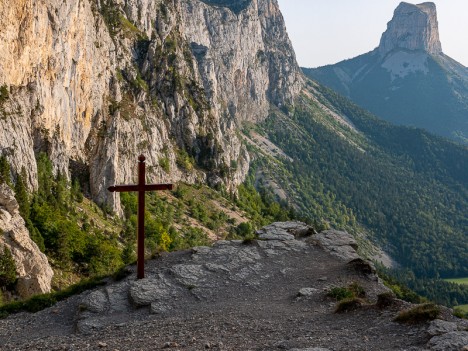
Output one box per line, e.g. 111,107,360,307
108,155,173,279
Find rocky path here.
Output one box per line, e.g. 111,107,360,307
0,222,467,350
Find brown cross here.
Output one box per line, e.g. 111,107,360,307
108,155,173,279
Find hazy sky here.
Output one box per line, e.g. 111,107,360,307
277,0,468,68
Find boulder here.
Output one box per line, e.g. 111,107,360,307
256,221,311,241
308,230,359,261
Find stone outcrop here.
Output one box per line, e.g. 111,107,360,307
0,184,53,298
76,222,384,333
379,2,442,56
308,229,359,261
0,0,302,211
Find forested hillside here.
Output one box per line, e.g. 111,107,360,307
252,82,467,280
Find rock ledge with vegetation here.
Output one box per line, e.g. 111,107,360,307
0,222,467,350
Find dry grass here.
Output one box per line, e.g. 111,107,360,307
335,297,365,313
394,303,440,324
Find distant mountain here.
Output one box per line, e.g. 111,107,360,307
304,2,468,144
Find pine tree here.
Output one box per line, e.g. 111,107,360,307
71,178,83,203
54,171,69,207
0,155,11,186
0,246,17,288
14,167,30,221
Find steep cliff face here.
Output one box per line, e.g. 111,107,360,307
0,0,302,210
379,2,442,56
0,0,116,196
0,184,53,298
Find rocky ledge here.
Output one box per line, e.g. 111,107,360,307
0,222,467,350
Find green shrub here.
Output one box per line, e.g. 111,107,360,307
453,308,468,319
394,303,441,324
348,282,366,298
0,85,9,104
176,148,194,171
14,167,30,221
0,247,17,288
235,222,254,238
100,0,121,37
0,155,11,186
377,268,423,304
0,276,106,318
159,157,170,173
327,286,355,301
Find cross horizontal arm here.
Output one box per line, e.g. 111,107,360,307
108,184,173,193
144,184,173,191
108,185,139,192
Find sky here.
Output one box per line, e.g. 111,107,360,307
276,0,468,68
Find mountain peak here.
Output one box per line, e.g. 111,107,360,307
378,2,442,56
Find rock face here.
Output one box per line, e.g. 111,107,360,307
0,0,302,210
0,184,53,298
379,2,442,56
304,2,468,143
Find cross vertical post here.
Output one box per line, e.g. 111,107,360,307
137,154,146,279
108,155,173,279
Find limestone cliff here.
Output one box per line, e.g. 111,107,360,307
379,2,442,56
0,0,302,211
0,184,53,298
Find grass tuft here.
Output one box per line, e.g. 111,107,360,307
327,282,365,301
394,303,441,324
453,307,468,319
376,292,397,309
327,286,354,301
335,297,365,313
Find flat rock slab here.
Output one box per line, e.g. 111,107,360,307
130,275,177,306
